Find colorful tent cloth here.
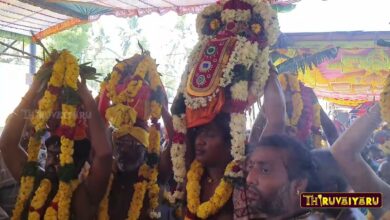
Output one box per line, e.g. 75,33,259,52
0,0,300,41
349,101,375,116
274,32,390,107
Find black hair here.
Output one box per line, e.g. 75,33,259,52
256,134,319,192
188,112,232,147
311,149,348,192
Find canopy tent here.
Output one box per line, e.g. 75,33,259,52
0,0,300,41
275,31,390,107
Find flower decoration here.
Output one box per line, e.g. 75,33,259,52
13,50,81,220
168,0,280,217
97,53,164,219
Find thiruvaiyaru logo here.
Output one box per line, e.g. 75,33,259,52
300,192,382,208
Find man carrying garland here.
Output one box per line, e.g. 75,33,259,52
250,73,338,149
97,51,173,220
166,0,281,219
0,50,113,219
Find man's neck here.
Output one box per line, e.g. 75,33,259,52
205,165,226,182
116,169,139,184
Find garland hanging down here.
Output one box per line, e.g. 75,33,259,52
168,0,280,218
97,53,165,220
12,49,81,220
278,74,325,148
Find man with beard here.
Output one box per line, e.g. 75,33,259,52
0,79,112,219
310,149,365,219
245,134,318,219
97,53,173,219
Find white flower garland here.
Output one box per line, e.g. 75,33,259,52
250,46,271,98
171,114,187,184
196,4,223,36
221,9,251,23
168,0,281,208
231,81,249,101
229,113,247,161
253,2,280,46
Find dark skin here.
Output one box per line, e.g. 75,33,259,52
250,73,338,147
331,104,390,218
245,147,308,220
107,102,173,220
249,68,286,146
0,79,113,219
378,160,390,185
308,88,339,145
310,150,365,220
192,122,234,220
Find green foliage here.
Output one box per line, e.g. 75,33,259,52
118,17,149,57
276,47,339,74
44,24,91,59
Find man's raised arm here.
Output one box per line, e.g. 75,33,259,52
259,68,286,139
75,82,112,205
331,104,390,218
0,79,41,181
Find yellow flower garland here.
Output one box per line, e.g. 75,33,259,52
43,180,79,220
98,55,163,220
380,74,390,123
21,50,80,220
186,160,234,219
54,50,79,220
324,97,366,107
12,52,67,220
28,179,52,220
278,74,303,128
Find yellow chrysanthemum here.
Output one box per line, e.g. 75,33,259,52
210,19,220,30
150,101,162,119
251,23,262,34
186,160,234,219
127,181,148,220
61,104,77,127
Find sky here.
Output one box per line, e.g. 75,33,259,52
278,0,390,32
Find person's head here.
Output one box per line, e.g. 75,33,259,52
311,149,348,192
367,145,385,162
113,134,146,172
45,135,91,181
378,159,390,184
245,134,316,217
189,113,232,167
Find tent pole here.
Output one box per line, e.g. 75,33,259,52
29,42,36,84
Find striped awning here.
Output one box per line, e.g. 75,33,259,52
0,0,300,41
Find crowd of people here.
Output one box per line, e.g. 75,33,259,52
0,0,389,219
